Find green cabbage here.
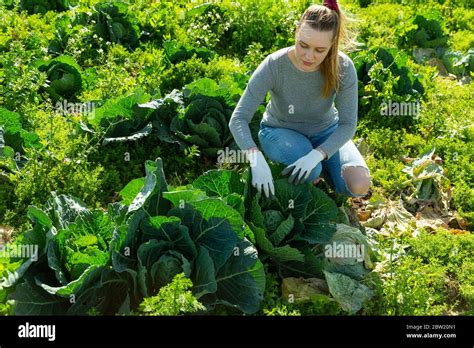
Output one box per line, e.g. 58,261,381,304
141,78,244,158
163,40,216,65
19,0,77,14
442,49,474,76
407,15,448,49
190,165,375,313
4,159,265,315
36,56,83,101
92,2,140,50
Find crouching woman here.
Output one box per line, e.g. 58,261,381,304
228,0,371,199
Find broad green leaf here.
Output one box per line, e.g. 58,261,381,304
303,188,339,224
252,223,304,263
45,192,89,230
107,202,129,226
268,214,295,246
11,206,53,257
263,209,285,232
190,199,246,239
111,209,145,273
34,264,102,297
47,240,69,286
102,122,153,145
141,215,197,260
9,280,70,315
249,194,265,229
68,268,138,315
162,189,208,206
225,193,245,217
127,158,170,216
1,258,34,288
164,193,246,239
88,88,150,127
27,206,52,229
183,78,241,105
294,222,337,245
213,239,265,314
273,179,312,219
193,169,245,197
192,246,217,298
169,207,239,270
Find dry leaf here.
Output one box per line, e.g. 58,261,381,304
281,277,329,303
357,210,371,221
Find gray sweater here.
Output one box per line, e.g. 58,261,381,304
228,46,358,159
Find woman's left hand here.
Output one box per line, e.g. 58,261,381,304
281,149,324,184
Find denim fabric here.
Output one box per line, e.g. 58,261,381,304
258,122,370,197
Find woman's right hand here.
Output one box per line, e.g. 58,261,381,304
246,149,275,199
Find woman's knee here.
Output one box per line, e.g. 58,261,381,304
342,166,371,196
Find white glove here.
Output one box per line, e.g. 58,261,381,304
247,150,275,198
281,149,324,185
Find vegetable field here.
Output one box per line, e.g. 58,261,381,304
0,0,473,318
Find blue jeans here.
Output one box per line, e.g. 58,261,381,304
258,122,371,198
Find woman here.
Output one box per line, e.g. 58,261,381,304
228,0,371,199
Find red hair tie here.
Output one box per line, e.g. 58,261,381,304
323,0,340,12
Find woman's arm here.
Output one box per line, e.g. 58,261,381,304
228,55,276,151
317,56,358,159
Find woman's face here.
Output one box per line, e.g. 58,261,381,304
294,22,334,72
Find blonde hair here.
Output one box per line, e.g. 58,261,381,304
297,4,354,98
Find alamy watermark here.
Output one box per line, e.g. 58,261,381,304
217,147,259,167
18,322,55,342
380,100,421,117
55,99,96,116
0,244,39,262
324,242,365,262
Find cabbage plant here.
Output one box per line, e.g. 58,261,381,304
3,158,265,315
178,165,376,313
92,2,140,50
36,56,83,101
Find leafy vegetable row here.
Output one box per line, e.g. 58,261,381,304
2,158,264,315
2,157,375,315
